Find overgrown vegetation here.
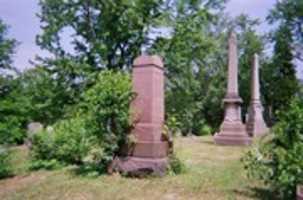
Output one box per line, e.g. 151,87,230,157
243,97,303,199
0,146,12,179
30,71,134,173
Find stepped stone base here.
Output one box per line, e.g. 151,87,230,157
246,120,269,137
110,156,168,177
110,141,169,176
214,122,252,146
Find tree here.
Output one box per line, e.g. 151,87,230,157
37,0,165,70
0,67,58,144
262,25,299,123
268,0,303,61
35,0,168,119
0,19,21,144
150,0,227,134
0,19,17,72
0,19,17,97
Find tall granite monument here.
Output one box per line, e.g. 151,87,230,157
214,32,252,145
246,54,268,136
111,55,169,176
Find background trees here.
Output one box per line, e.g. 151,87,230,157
0,0,302,140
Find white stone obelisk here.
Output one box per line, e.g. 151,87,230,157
214,32,252,146
246,54,268,136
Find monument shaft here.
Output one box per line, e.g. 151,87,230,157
111,55,169,176
246,54,268,136
227,32,239,97
214,32,252,146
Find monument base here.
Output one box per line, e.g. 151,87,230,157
110,141,169,176
297,185,303,200
110,156,168,177
214,122,252,146
246,120,269,137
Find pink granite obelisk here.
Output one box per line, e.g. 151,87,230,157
111,55,169,176
214,32,252,146
246,54,268,136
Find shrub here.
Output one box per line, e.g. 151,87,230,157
30,117,102,169
0,146,12,178
242,97,303,199
0,116,26,144
167,153,187,175
30,70,133,173
165,116,181,136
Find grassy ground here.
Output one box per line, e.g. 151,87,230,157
0,136,271,200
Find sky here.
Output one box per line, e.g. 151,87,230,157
0,0,302,78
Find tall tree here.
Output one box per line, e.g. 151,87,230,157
0,19,17,96
36,0,168,113
262,25,299,123
0,19,21,144
37,0,164,70
150,0,227,134
0,19,17,72
268,0,303,61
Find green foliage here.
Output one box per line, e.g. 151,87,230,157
243,97,303,199
30,118,100,170
0,19,17,71
268,0,303,60
167,153,187,175
30,70,133,173
0,146,12,179
165,116,181,136
0,67,72,144
262,25,299,123
150,1,226,135
0,116,25,144
0,19,22,144
37,0,164,69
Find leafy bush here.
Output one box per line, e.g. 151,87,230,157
167,153,187,175
0,116,26,144
0,146,12,178
165,116,181,136
30,117,101,169
30,70,133,173
242,97,303,199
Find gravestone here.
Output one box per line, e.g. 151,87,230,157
111,55,169,176
214,32,252,146
27,122,43,137
246,54,268,136
26,122,43,147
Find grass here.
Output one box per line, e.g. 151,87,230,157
0,136,271,200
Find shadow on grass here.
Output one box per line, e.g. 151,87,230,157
233,186,275,200
66,165,105,178
199,139,216,146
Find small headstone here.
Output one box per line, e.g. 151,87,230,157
46,126,54,134
26,122,43,147
27,122,43,136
